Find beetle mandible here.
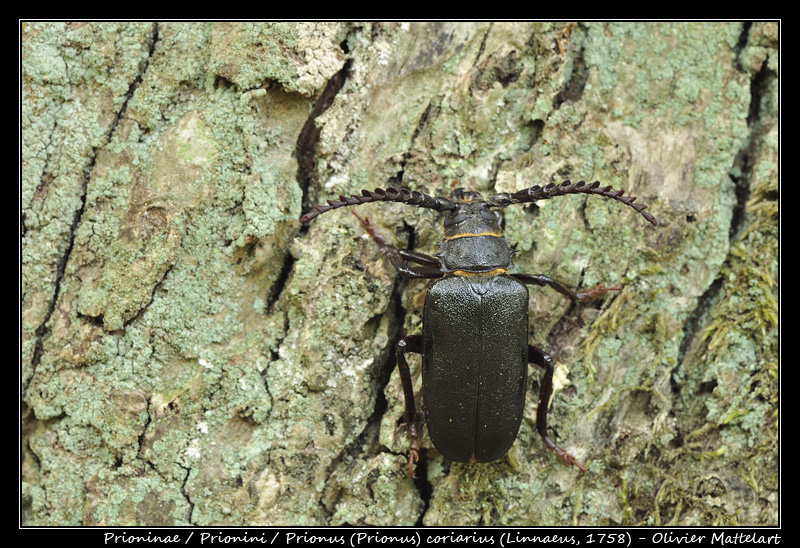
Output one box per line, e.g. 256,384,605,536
300,180,657,476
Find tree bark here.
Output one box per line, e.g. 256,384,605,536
21,21,778,526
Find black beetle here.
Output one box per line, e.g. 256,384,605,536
300,180,656,476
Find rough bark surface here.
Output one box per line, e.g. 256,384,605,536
21,21,778,526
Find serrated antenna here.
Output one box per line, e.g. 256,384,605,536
300,187,459,223
486,180,657,226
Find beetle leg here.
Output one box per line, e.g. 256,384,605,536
512,273,621,302
396,334,423,478
574,282,622,302
352,210,444,279
528,345,586,472
398,249,442,267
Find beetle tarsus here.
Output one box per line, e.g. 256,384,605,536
575,283,622,302
408,450,419,479
407,421,421,478
351,210,392,248
543,436,587,472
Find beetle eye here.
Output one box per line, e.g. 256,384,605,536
494,210,504,226
480,209,497,221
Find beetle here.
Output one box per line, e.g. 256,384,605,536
300,180,657,476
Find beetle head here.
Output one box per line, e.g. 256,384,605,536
443,192,502,239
